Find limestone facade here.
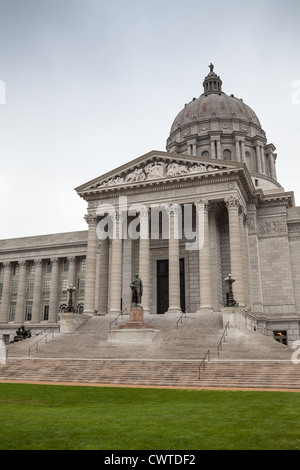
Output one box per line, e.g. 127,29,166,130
0,66,300,346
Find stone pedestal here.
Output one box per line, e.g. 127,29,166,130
221,306,240,329
107,306,160,343
0,340,6,365
118,306,150,329
59,313,89,333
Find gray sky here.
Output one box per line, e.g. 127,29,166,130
0,0,299,239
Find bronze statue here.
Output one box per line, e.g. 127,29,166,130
130,273,143,307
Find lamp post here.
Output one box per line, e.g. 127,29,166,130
66,284,76,313
225,274,238,307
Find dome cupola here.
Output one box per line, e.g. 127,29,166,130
203,63,223,95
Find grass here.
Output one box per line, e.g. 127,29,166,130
0,383,299,450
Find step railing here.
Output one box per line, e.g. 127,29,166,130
176,306,189,329
109,308,128,331
28,328,56,357
217,321,230,358
198,349,210,379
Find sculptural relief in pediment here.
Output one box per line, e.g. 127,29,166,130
93,159,224,189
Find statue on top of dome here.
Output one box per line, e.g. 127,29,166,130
209,63,214,73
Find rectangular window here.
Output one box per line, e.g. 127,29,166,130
13,264,20,276
45,261,52,274
25,301,33,321
79,259,86,272
9,302,16,322
11,280,19,297
0,282,3,297
43,279,51,295
60,278,68,294
27,280,35,297
77,277,85,294
62,260,69,272
43,305,49,321
28,263,36,275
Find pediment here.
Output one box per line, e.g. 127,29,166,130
76,150,242,196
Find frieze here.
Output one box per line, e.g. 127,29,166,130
257,219,287,237
288,223,300,234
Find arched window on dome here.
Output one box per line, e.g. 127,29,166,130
201,150,209,158
223,149,232,161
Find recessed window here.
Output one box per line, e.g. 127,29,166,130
274,331,287,345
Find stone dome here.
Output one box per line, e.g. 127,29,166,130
166,64,280,189
169,89,262,136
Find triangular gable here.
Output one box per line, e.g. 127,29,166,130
75,150,242,196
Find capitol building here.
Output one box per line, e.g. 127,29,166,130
1,65,300,347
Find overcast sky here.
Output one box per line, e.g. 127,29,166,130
0,0,299,239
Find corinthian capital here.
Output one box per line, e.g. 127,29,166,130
195,199,209,212
84,213,98,226
225,195,241,210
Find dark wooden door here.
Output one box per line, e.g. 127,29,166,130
157,259,185,314
157,259,169,314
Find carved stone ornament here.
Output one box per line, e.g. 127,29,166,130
96,160,222,188
257,219,287,237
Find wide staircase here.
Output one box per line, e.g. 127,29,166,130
1,313,300,390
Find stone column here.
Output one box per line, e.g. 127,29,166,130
239,208,249,306
49,258,60,323
210,139,216,159
268,153,277,180
260,146,266,174
98,238,109,315
256,144,262,173
32,259,43,323
235,139,241,162
83,214,98,315
139,207,150,314
225,195,244,306
240,139,246,164
196,200,213,311
216,137,222,159
109,212,123,315
15,261,27,323
192,143,197,157
167,206,181,314
0,262,12,323
67,257,77,309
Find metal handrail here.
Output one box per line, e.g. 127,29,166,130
217,321,230,358
109,308,128,330
28,328,55,357
198,349,210,379
176,306,189,329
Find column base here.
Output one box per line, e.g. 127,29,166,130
166,307,182,315
83,310,97,316
196,307,213,314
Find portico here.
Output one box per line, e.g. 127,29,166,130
78,152,250,316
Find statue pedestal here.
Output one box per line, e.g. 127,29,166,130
107,307,160,343
118,307,150,329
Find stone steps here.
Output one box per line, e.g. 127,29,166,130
0,359,299,389
3,313,299,389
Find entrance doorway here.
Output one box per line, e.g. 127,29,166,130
156,259,185,314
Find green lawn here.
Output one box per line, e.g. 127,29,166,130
0,383,299,450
